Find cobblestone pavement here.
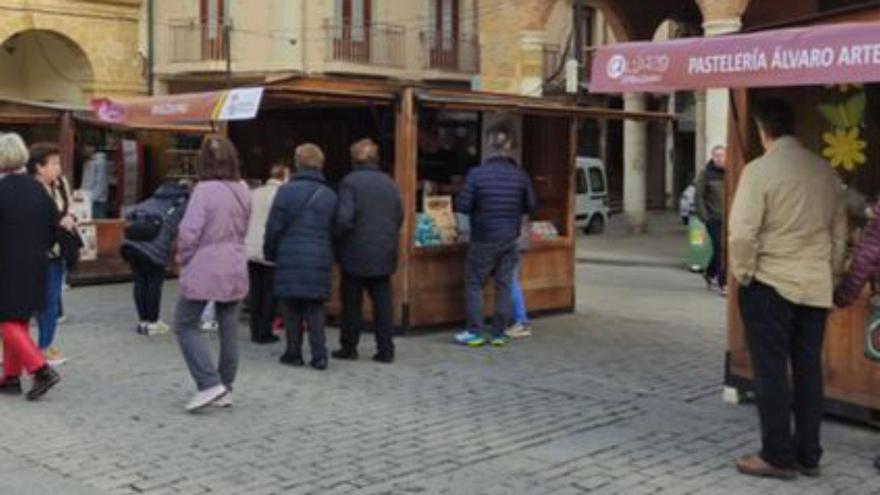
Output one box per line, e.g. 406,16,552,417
1,257,877,494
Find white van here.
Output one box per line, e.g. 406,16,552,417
575,157,610,235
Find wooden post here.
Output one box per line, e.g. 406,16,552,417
59,111,76,187
725,87,751,380
393,87,418,330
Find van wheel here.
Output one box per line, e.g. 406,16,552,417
584,216,605,235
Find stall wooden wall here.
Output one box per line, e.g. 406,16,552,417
726,87,880,419
407,114,576,328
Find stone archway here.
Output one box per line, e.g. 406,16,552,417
0,30,95,104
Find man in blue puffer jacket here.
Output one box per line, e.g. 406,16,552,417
454,120,536,347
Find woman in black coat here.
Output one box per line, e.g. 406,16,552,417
0,133,61,400
264,144,338,370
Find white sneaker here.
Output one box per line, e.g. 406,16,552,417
505,323,533,338
185,385,227,412
146,321,171,336
201,320,219,333
213,392,233,408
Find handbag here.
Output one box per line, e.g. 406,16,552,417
59,228,84,271
56,180,83,271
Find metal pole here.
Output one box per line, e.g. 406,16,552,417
224,22,232,88
147,0,154,95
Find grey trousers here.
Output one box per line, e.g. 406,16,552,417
465,240,520,338
174,298,241,391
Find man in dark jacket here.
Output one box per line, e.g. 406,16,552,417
331,138,403,364
695,145,726,294
0,132,61,400
264,144,338,370
121,181,189,336
454,120,536,347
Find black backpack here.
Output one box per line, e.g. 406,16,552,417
124,209,164,242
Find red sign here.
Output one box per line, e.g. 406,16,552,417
90,88,264,125
589,22,880,93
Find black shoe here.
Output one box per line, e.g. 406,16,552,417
26,366,60,401
795,463,821,478
0,376,23,395
310,357,328,370
253,335,280,344
372,353,394,364
279,352,304,367
331,348,358,360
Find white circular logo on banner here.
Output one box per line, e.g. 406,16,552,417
607,55,627,79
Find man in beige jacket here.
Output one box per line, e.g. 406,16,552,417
729,99,847,480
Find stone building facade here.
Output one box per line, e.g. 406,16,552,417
0,0,145,104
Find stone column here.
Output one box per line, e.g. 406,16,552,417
702,18,741,162
694,90,707,174
624,93,648,234
695,0,750,168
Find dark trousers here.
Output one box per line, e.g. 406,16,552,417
465,240,519,338
283,299,326,360
247,262,276,342
127,251,166,323
340,273,394,358
739,281,827,469
706,219,726,287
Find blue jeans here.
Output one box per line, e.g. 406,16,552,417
465,240,519,338
38,258,65,349
511,263,528,325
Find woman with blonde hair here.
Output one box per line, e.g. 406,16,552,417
173,134,251,412
0,133,61,400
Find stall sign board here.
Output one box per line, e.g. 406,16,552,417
91,87,264,126
589,22,880,93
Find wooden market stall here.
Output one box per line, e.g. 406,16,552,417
234,76,670,330
0,94,236,285
589,18,880,424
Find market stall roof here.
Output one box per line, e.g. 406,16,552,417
262,76,399,107
0,97,88,125
589,21,880,94
415,88,673,121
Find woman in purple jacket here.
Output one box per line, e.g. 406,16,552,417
832,202,880,473
173,135,251,412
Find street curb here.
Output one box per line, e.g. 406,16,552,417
576,257,686,270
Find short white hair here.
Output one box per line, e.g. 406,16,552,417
0,133,29,171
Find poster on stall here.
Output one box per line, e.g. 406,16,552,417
77,224,98,262
481,112,522,165
70,190,92,222
119,139,143,209
423,195,458,244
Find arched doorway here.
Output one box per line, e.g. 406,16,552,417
0,30,94,104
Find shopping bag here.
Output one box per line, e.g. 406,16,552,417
865,295,880,362
684,217,713,272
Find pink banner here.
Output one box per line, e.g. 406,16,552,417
589,22,880,93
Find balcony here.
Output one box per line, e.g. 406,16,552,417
324,21,406,68
169,18,228,63
420,31,479,74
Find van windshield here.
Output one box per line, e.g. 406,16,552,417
576,168,589,194
588,167,606,194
